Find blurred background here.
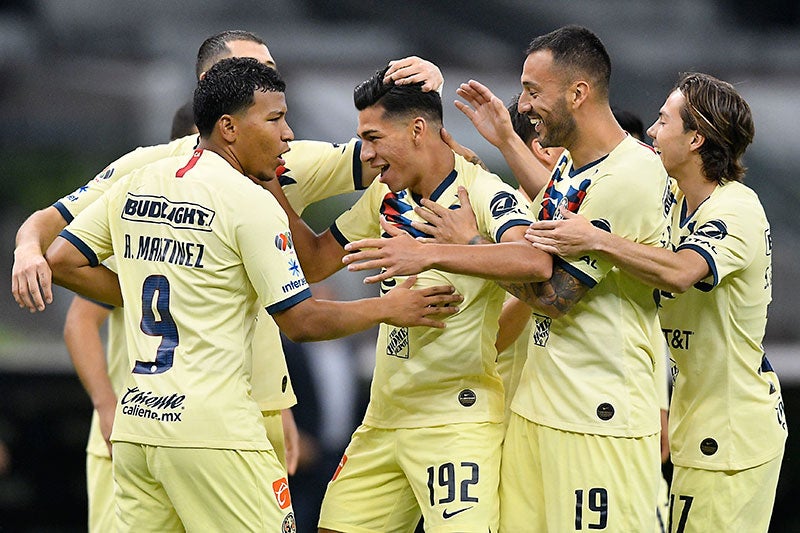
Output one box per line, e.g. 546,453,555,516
0,0,798,530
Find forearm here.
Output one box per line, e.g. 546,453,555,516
278,297,384,343
64,317,115,411
499,263,587,319
15,206,67,253
52,264,123,308
495,297,532,353
427,242,551,282
593,232,700,293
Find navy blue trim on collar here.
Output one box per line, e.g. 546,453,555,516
411,169,458,205
568,154,608,178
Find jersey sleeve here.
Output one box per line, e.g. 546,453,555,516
329,179,383,247
54,136,197,222
280,138,364,211
58,180,118,266
676,188,764,291
234,191,312,314
468,171,534,243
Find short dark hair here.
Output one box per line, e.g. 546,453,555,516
526,25,611,97
675,72,754,184
170,100,197,141
195,30,266,79
193,57,285,137
507,93,537,145
612,107,645,140
353,65,443,126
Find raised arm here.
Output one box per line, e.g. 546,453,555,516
12,206,69,312
455,80,550,198
63,296,115,454
527,208,709,293
383,56,443,93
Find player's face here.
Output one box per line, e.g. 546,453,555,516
518,51,577,150
234,90,294,181
646,90,696,178
224,40,277,69
357,106,419,193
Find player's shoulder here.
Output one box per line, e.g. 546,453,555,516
284,138,356,162
453,153,506,189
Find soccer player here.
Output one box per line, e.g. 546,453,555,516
527,72,787,532
344,26,670,531
10,28,446,496
261,65,551,532
61,106,199,532
44,58,461,531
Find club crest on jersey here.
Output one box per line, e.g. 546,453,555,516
489,191,524,218
282,512,296,533
539,177,591,220
275,232,294,252
122,194,215,231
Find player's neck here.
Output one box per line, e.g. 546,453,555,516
411,143,455,199
569,108,626,169
676,164,717,214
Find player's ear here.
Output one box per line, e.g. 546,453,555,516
689,131,705,152
217,114,237,142
411,117,425,145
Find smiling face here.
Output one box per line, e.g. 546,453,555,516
646,89,697,178
232,89,294,181
517,50,578,150
357,105,419,193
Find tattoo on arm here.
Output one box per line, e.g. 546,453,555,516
500,264,588,317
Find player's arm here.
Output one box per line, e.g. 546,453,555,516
343,220,552,284
45,236,122,308
281,409,300,476
455,80,550,198
12,206,70,312
527,208,710,293
498,262,589,319
271,276,462,343
260,177,347,283
495,296,531,353
63,296,115,454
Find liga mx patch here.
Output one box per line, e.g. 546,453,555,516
272,477,292,510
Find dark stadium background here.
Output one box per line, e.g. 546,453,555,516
0,1,798,530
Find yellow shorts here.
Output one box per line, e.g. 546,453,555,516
668,451,783,533
319,422,503,533
86,453,115,533
113,442,295,532
500,413,661,532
